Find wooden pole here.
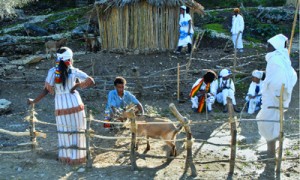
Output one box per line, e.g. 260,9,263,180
276,84,285,173
29,104,37,150
186,32,201,78
130,115,138,170
227,97,237,175
132,67,143,99
177,63,180,102
86,110,93,169
233,31,241,82
169,103,197,177
205,93,208,120
288,0,299,55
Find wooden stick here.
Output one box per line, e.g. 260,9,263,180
29,105,37,150
177,63,180,101
227,97,237,175
0,128,46,138
205,93,208,120
288,0,299,55
169,103,197,177
86,110,93,169
130,115,138,170
233,31,241,82
276,84,285,173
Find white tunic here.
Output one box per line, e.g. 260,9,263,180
216,78,237,105
245,81,263,114
231,14,244,49
177,13,194,47
256,49,297,141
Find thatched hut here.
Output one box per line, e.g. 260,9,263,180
94,0,204,51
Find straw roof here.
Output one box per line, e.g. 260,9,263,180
95,0,205,15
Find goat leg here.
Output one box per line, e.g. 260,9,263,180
143,136,150,154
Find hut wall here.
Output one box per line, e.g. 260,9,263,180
97,1,181,51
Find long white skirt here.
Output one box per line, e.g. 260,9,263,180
232,33,243,49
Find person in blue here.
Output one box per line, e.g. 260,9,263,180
104,76,144,127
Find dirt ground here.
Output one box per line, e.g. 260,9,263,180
0,42,299,180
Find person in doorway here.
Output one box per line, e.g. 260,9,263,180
256,34,297,158
104,76,144,128
28,47,95,165
190,70,218,113
245,70,264,114
216,69,240,113
174,5,194,55
231,8,244,52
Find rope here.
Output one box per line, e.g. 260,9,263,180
0,148,43,154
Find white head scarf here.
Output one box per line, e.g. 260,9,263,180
252,70,263,79
267,34,288,50
180,5,187,10
57,47,73,61
219,69,232,78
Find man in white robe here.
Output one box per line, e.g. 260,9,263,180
256,34,297,157
231,8,244,52
216,69,240,113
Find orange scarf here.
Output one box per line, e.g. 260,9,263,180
189,79,210,113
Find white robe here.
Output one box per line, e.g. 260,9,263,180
216,78,237,105
256,49,297,141
191,78,218,111
245,81,263,114
177,13,194,47
231,14,244,49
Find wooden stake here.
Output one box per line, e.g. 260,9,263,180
227,97,237,175
233,31,241,82
29,104,37,150
130,115,138,170
276,84,285,173
169,103,197,177
205,93,208,120
86,110,93,169
288,0,299,55
177,63,180,101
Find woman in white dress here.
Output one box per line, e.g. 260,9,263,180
175,5,194,55
28,47,95,164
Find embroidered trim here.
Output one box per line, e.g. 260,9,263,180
79,77,95,89
59,157,86,165
55,104,84,116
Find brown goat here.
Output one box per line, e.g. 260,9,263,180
45,38,68,59
122,109,182,157
83,34,100,53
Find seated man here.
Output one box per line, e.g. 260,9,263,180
104,76,144,128
216,69,240,113
245,70,264,114
190,70,218,113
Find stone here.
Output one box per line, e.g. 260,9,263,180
77,167,85,173
0,57,9,63
0,99,12,114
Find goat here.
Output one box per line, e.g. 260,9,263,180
83,34,100,54
121,108,183,157
45,38,68,59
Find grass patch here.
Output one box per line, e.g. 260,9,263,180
203,23,227,34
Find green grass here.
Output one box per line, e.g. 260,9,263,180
203,23,227,34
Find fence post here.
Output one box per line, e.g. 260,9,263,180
130,116,138,170
86,109,93,169
169,103,197,177
276,84,285,173
29,104,37,150
233,31,241,82
177,63,180,102
132,67,143,99
227,97,237,175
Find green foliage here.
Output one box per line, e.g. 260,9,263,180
203,23,227,34
197,0,286,9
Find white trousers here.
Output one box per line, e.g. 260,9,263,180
191,96,215,111
256,108,280,141
216,89,237,105
246,96,261,114
232,33,243,49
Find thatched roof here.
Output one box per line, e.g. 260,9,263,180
95,0,205,15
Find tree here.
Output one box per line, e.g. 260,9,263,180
0,0,36,19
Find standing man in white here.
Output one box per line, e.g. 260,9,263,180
256,34,297,158
231,8,244,52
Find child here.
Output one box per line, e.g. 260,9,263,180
245,70,264,114
216,69,240,113
190,70,218,113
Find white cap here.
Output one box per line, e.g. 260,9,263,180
252,70,263,79
57,47,73,61
180,5,186,10
267,34,288,50
219,69,232,78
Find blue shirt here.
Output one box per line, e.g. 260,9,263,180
106,89,140,113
